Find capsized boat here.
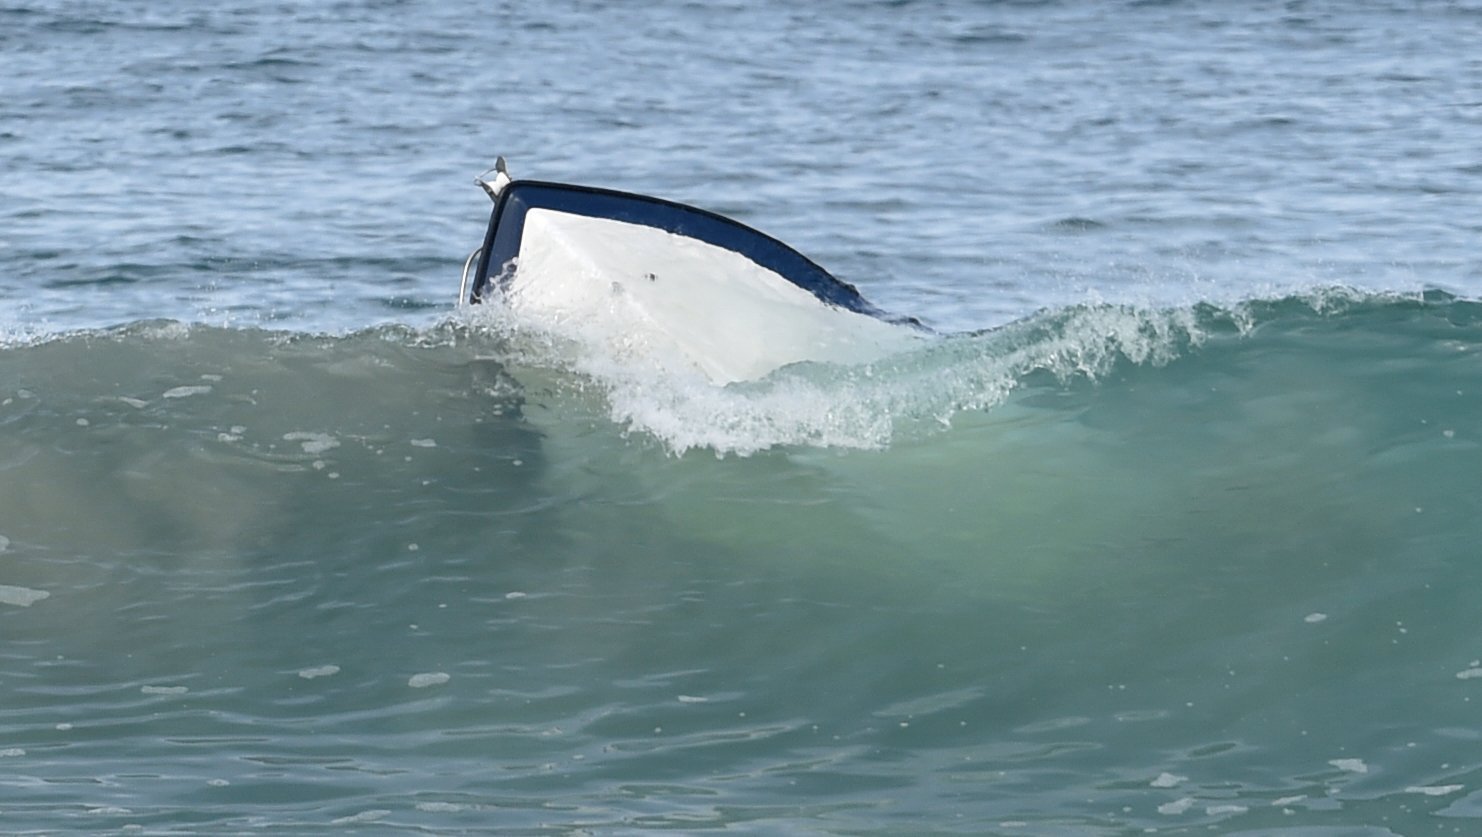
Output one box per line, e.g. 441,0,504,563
460,159,925,385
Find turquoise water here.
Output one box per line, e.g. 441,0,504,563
4,0,1482,833
4,294,1481,832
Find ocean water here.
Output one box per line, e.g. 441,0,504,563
3,1,1482,833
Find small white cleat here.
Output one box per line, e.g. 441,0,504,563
476,156,512,201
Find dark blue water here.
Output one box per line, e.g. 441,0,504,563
4,1,1482,833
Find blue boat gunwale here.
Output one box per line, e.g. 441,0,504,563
467,180,888,319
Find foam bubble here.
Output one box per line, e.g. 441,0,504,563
409,672,450,688
1407,784,1463,796
284,432,340,455
141,685,189,695
138,322,190,340
1157,797,1196,815
331,810,390,825
162,385,212,399
1206,804,1248,815
0,585,48,607
1304,613,1328,624
410,438,437,448
1329,758,1367,774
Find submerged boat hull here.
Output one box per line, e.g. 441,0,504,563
465,178,922,385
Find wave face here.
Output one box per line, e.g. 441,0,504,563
4,292,1482,831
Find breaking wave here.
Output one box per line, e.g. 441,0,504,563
1,288,1476,460
459,286,1479,455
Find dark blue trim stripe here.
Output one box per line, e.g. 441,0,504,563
468,181,890,319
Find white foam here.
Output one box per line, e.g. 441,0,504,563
0,584,48,607
138,321,191,340
298,665,340,679
141,685,189,695
0,748,25,757
1150,772,1186,788
162,385,212,399
1329,758,1368,774
409,672,450,688
1406,784,1463,796
1206,804,1248,815
474,296,1210,455
677,695,708,704
1157,797,1196,815
284,432,340,455
1304,613,1328,624
1456,667,1482,680
331,810,390,825
415,802,466,813
410,438,437,448
0,535,10,552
